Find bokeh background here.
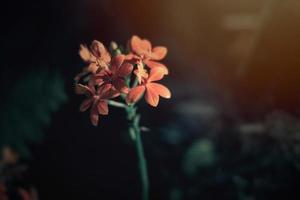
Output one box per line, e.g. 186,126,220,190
1,0,300,199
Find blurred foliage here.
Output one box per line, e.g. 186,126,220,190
0,70,67,158
183,139,216,177
155,102,300,200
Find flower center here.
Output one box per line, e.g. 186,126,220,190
93,95,100,100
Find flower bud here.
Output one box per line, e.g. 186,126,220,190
110,41,118,51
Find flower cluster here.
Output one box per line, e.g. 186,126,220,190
74,35,171,126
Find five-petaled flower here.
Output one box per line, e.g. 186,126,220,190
94,54,133,95
75,36,171,125
79,40,111,74
76,83,111,126
127,35,169,75
126,67,171,107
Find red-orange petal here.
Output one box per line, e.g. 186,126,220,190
74,71,88,83
144,60,169,75
97,101,108,115
93,69,108,85
90,40,111,64
113,79,129,93
111,54,125,72
93,76,105,86
75,84,93,96
109,88,121,98
97,83,112,97
125,53,134,60
151,46,167,60
117,63,133,77
86,62,98,74
91,41,105,57
148,83,171,98
130,35,143,55
90,104,99,126
140,39,152,52
147,67,165,82
126,86,146,104
145,84,159,107
79,44,91,62
80,98,93,112
102,50,111,64
130,35,152,55
98,83,120,99
125,53,140,62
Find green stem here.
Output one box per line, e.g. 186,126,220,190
108,100,127,108
109,46,149,199
127,106,149,200
135,118,149,200
109,97,149,200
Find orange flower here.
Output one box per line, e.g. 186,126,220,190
127,35,169,75
76,83,111,126
79,40,111,73
94,54,133,94
126,67,171,107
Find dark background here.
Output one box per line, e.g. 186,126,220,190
1,0,300,199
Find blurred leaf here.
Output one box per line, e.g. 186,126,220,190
183,139,216,177
0,69,67,158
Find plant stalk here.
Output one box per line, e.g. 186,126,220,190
126,105,149,200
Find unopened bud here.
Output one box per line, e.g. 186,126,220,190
110,41,118,51
115,49,122,55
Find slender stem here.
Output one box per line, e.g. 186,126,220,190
108,100,127,108
127,106,149,200
109,46,149,199
108,95,149,200
134,122,149,200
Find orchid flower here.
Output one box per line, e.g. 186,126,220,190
94,54,133,95
127,35,169,75
74,36,172,200
126,67,171,107
76,83,111,126
79,40,111,74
